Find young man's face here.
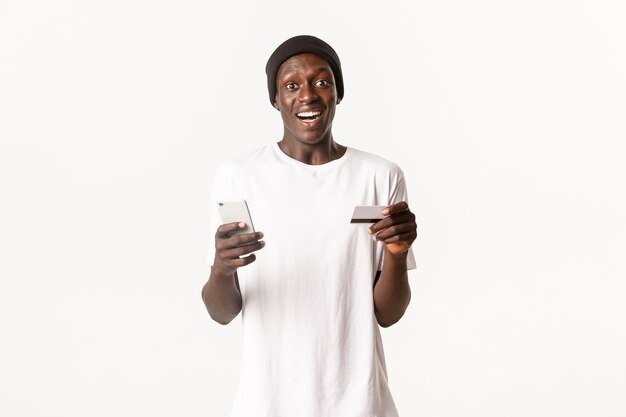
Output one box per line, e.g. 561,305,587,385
274,53,339,146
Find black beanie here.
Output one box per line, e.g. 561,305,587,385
265,35,344,107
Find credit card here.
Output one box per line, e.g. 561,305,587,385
350,206,387,223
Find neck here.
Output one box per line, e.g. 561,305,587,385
277,136,346,165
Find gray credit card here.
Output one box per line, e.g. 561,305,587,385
350,206,387,223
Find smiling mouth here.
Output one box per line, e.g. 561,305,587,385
296,110,323,122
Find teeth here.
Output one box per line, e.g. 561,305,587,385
297,111,322,118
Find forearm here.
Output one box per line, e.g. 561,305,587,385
373,250,411,327
201,267,242,325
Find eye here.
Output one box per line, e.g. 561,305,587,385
285,82,297,90
314,79,329,87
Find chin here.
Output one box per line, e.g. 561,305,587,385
297,134,328,145
294,127,332,144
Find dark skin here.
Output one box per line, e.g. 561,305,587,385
201,53,417,327
369,201,417,327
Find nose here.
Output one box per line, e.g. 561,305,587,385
297,82,318,103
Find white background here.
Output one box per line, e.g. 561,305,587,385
1,0,625,416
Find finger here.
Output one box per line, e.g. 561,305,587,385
381,231,417,244
221,240,265,259
216,222,247,238
382,201,409,216
369,218,392,235
224,253,257,268
369,211,414,234
218,231,264,250
374,223,416,241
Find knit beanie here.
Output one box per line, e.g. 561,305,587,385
265,35,344,106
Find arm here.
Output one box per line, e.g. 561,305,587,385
202,269,242,325
369,202,417,328
201,222,265,325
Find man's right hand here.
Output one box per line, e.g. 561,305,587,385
213,222,265,276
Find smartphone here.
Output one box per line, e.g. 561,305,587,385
217,200,255,236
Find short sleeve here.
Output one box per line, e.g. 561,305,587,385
377,166,417,271
205,164,234,267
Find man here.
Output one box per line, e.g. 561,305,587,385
202,35,417,417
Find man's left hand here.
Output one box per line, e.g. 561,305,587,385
368,201,417,256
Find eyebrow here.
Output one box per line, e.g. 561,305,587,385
279,66,332,78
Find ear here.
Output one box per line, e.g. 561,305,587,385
274,93,280,110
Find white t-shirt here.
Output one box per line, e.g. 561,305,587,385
206,143,416,417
